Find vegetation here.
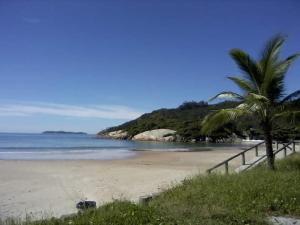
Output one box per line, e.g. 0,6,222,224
99,99,300,142
99,101,242,142
2,153,300,225
201,34,300,169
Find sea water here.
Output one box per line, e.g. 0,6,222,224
0,133,253,160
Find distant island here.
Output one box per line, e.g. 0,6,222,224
42,131,87,135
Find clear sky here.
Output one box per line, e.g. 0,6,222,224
0,0,299,133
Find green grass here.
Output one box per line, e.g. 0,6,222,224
2,153,300,225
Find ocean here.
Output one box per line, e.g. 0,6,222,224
0,133,253,160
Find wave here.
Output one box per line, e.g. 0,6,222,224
0,146,132,151
0,149,128,154
0,149,136,160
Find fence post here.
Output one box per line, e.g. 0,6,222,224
225,162,229,174
255,146,258,157
276,141,279,150
293,142,296,153
284,147,287,157
241,153,245,165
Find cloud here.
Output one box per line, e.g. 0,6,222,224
0,102,143,120
22,17,41,24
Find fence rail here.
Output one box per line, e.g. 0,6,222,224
207,140,298,174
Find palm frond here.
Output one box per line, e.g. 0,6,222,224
238,102,262,113
230,49,262,91
260,35,285,100
227,76,256,93
276,53,300,75
209,91,243,102
201,107,248,134
261,34,285,67
269,53,300,101
281,90,300,103
247,93,269,103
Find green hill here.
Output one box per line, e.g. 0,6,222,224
99,100,300,142
99,101,248,142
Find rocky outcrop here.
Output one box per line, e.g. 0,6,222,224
98,129,182,142
132,129,177,142
102,130,129,139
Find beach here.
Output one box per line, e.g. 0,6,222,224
0,148,243,220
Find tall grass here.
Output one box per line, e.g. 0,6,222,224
1,153,300,225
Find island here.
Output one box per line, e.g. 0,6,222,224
42,131,87,135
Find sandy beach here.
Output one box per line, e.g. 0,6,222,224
0,148,244,220
0,149,244,219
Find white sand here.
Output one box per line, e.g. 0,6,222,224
0,149,242,220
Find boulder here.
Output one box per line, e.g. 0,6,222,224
76,200,96,210
132,129,177,142
106,130,129,139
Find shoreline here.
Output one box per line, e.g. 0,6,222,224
0,148,243,220
0,146,248,161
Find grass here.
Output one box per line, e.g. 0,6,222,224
1,153,300,225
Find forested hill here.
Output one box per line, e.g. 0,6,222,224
99,101,242,141
99,100,300,142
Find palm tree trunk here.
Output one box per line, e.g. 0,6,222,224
263,122,275,170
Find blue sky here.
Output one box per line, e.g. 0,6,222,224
0,0,299,133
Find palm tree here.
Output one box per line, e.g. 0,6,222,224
201,34,300,170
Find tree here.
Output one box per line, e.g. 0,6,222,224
201,34,300,170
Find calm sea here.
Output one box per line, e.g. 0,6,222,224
0,133,253,160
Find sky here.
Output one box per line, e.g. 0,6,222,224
0,0,299,133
